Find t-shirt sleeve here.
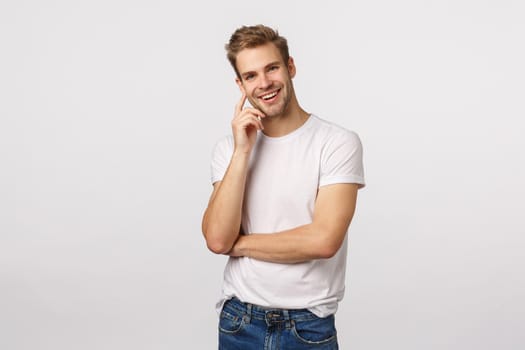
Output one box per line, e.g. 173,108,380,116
210,136,234,185
319,130,365,188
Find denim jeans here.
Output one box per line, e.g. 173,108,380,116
218,297,338,350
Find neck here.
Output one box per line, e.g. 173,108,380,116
261,97,309,137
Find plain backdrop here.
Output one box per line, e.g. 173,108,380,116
1,0,524,349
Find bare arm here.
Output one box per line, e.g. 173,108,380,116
201,93,265,254
228,183,359,263
201,153,249,254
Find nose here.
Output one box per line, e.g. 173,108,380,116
259,74,271,89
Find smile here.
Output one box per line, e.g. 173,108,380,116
259,89,280,101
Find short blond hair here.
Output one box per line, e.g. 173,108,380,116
225,24,290,79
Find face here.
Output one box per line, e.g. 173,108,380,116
235,43,296,118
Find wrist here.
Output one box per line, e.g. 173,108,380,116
232,148,252,160
229,235,248,257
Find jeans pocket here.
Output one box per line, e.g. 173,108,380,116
218,308,245,334
291,315,337,345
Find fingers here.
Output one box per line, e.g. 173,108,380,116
235,92,247,116
234,108,265,131
231,94,265,152
233,94,265,131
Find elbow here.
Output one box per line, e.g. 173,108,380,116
206,238,232,255
316,244,339,259
202,223,229,255
309,223,348,259
315,235,344,259
203,228,233,255
202,215,235,255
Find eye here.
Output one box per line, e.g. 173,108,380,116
269,65,279,72
244,74,255,81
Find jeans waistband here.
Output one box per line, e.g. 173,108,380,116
224,297,320,326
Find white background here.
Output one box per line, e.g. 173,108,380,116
1,0,524,349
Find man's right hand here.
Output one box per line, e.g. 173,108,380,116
203,93,263,255
232,93,265,154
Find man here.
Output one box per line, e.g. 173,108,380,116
202,24,365,349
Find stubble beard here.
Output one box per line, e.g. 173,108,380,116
251,83,292,119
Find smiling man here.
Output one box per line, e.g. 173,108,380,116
202,25,365,349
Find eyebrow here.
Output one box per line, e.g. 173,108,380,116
241,61,282,79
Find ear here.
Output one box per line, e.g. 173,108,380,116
287,57,297,78
236,78,246,94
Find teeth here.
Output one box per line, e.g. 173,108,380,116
262,91,278,100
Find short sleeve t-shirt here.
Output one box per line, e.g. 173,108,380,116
211,114,365,317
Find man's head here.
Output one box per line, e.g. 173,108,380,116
226,25,299,119
225,25,290,80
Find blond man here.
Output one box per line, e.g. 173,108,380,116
202,24,365,349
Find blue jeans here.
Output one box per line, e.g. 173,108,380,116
218,297,338,349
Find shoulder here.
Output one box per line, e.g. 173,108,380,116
311,115,362,148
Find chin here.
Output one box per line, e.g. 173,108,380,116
262,104,286,118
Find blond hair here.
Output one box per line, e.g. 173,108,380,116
225,25,290,79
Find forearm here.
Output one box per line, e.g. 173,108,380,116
230,223,343,263
202,151,250,254
229,183,358,263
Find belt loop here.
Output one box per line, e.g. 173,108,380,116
283,309,291,329
244,302,252,324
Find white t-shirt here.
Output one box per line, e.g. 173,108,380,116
210,115,365,317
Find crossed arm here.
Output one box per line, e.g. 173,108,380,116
227,182,359,263
202,153,359,264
